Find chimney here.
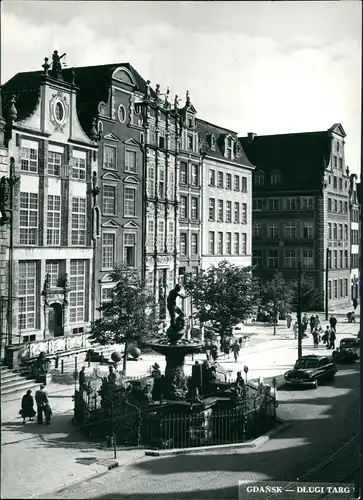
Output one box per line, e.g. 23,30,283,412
247,132,257,143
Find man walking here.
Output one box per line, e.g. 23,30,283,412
232,340,240,362
79,366,87,392
328,328,336,350
35,384,51,425
293,321,299,339
286,312,292,329
302,313,309,334
329,315,337,334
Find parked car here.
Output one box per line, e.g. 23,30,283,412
284,355,337,389
332,338,360,363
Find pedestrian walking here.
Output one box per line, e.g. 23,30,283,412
353,297,358,310
231,340,240,362
322,325,330,346
293,321,299,339
328,329,336,350
35,384,52,425
19,389,36,424
329,315,337,334
302,313,309,333
79,366,87,391
211,343,218,362
314,315,321,330
309,315,315,333
312,328,319,348
239,336,243,347
286,312,292,329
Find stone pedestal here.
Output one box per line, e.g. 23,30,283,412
5,344,23,368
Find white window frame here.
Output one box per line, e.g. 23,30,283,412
302,249,314,269
252,223,261,238
69,260,86,324
226,232,232,255
241,233,247,255
268,249,278,268
47,194,61,246
180,162,188,185
20,192,38,245
102,232,116,270
285,250,296,269
191,197,198,220
268,224,279,240
125,149,137,173
103,145,117,171
180,233,187,255
208,231,215,255
191,233,198,255
123,233,136,267
209,169,215,187
18,261,37,331
191,164,198,187
226,173,232,190
217,232,223,255
48,150,62,176
234,233,240,255
71,197,86,246
124,186,136,217
285,222,296,239
217,200,224,222
147,164,155,198
72,150,87,180
157,220,165,252
180,195,188,219
20,140,38,173
45,261,60,288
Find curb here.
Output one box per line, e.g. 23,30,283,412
144,418,290,457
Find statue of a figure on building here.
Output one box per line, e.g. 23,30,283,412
50,50,66,79
174,95,181,111
41,274,51,305
145,80,151,101
155,84,161,99
166,284,187,329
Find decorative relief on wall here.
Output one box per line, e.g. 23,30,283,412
49,91,69,132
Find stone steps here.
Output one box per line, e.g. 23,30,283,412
1,366,39,399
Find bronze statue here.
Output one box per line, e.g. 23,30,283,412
167,284,187,328
50,50,66,78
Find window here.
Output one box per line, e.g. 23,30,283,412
124,187,136,217
334,199,338,212
268,224,279,239
285,222,296,239
23,334,36,343
47,195,61,246
210,135,216,150
302,222,314,239
268,250,278,268
180,196,188,219
208,198,215,221
217,172,224,189
21,146,38,173
339,279,343,298
285,250,296,269
234,175,240,191
333,176,337,189
339,200,343,213
167,220,174,252
300,197,313,210
226,174,232,190
226,201,232,222
234,233,240,255
102,185,116,215
217,232,223,254
147,164,155,197
180,162,187,185
102,233,115,269
241,203,247,224
339,178,342,190
157,220,165,252
328,281,332,300
158,135,165,149
71,197,86,245
328,198,332,211
125,150,137,173
255,173,264,185
118,104,126,123
302,249,314,269
234,202,240,223
241,177,247,193
217,200,224,222
158,166,165,199
209,170,215,186
191,164,198,186
333,280,338,299
271,172,281,185
268,199,279,211
226,233,232,255
18,261,37,330
333,250,337,269
253,250,262,267
338,158,343,170
191,233,198,255
72,154,86,180
45,261,60,288
253,223,262,238
344,278,348,297
192,267,199,276
253,199,262,211
208,231,215,255
333,223,337,239
328,223,332,239
191,197,198,220
101,287,114,303
180,233,187,255
55,102,64,121
187,134,193,150
333,156,337,169
344,250,348,268
339,224,343,240
69,260,86,324
344,224,348,239
124,234,136,267
20,192,38,245
338,250,343,269
48,151,62,176
241,233,247,255
286,198,297,210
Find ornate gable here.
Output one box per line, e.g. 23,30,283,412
328,123,346,138
123,138,139,147
101,172,120,181
101,219,120,228
103,132,121,142
122,221,139,229
124,175,139,184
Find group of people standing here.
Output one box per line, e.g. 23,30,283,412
205,337,243,363
287,312,337,350
19,385,52,425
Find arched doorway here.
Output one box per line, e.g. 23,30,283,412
48,303,63,337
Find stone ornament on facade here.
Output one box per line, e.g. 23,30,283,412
49,91,69,132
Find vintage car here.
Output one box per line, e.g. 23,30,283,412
332,338,360,363
284,355,337,388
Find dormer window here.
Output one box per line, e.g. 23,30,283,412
188,116,194,128
225,137,234,160
235,143,241,156
255,172,264,186
270,172,281,185
210,135,216,150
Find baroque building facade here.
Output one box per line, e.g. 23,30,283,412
1,53,98,344
349,174,360,302
198,120,254,270
241,124,351,311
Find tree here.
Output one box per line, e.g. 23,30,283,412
291,275,324,312
260,271,293,335
89,265,155,374
184,260,260,342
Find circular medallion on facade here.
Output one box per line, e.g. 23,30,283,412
54,101,65,124
118,104,126,123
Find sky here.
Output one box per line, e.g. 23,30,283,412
1,1,361,173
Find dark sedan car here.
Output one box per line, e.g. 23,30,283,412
333,338,360,363
284,355,337,389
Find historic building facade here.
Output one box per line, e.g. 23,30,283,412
349,173,360,302
198,120,254,270
241,124,351,310
1,53,98,343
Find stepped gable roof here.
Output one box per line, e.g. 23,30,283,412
197,118,254,169
1,62,155,128
239,130,332,189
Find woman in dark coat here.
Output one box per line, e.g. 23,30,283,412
19,389,36,424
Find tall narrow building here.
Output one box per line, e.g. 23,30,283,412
349,172,360,303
